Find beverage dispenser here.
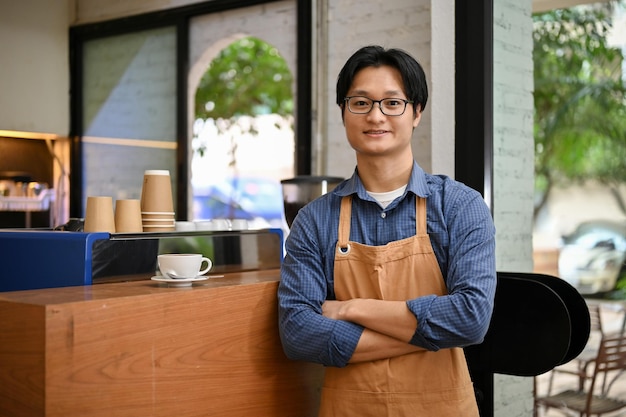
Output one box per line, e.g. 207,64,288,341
280,176,343,227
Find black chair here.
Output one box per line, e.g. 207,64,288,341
466,272,591,417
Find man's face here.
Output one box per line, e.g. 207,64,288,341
342,65,421,159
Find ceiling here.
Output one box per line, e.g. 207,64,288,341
533,0,611,13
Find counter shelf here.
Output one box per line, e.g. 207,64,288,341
0,228,284,292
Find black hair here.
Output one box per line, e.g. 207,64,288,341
336,45,428,116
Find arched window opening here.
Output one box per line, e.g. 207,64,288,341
191,37,295,229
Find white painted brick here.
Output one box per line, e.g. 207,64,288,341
492,0,535,415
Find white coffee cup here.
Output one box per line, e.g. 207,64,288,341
157,254,212,279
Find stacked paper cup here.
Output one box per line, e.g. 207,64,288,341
140,170,175,232
84,196,116,233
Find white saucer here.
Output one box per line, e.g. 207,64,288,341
151,275,209,287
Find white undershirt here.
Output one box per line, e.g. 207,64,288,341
367,185,407,209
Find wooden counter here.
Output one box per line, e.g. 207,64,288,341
0,270,324,417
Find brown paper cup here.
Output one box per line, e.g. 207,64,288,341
141,212,175,220
140,170,174,213
84,196,116,233
141,210,175,232
114,199,143,233
142,219,176,227
143,224,176,232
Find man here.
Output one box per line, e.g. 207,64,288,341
278,45,496,416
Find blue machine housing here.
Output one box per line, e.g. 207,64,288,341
0,230,110,292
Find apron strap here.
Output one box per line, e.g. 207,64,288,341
338,195,353,248
416,196,427,235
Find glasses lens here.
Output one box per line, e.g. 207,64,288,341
346,97,409,116
381,99,407,116
347,97,373,114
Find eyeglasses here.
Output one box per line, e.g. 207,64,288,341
344,96,414,116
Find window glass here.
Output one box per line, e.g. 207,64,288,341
191,37,294,229
82,27,177,213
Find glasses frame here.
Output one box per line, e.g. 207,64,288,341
343,96,414,116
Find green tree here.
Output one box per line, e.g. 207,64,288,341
195,37,293,120
193,36,293,164
533,2,626,219
192,37,294,220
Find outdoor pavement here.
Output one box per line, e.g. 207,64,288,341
534,300,626,416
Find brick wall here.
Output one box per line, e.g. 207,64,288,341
493,0,535,273
493,0,536,416
322,0,438,177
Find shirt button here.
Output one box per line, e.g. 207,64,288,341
381,212,386,219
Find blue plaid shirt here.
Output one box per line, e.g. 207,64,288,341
278,162,496,367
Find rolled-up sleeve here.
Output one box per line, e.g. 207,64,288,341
278,206,363,367
406,189,496,350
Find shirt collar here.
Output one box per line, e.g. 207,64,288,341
334,161,431,199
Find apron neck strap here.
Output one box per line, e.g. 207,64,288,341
416,196,426,235
338,195,353,247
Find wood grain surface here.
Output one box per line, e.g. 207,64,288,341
0,271,324,417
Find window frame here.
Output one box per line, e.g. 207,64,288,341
68,0,312,219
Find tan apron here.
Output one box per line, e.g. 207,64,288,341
319,195,479,417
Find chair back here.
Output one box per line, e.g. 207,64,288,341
583,332,626,414
535,330,626,417
588,304,604,335
594,333,626,375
